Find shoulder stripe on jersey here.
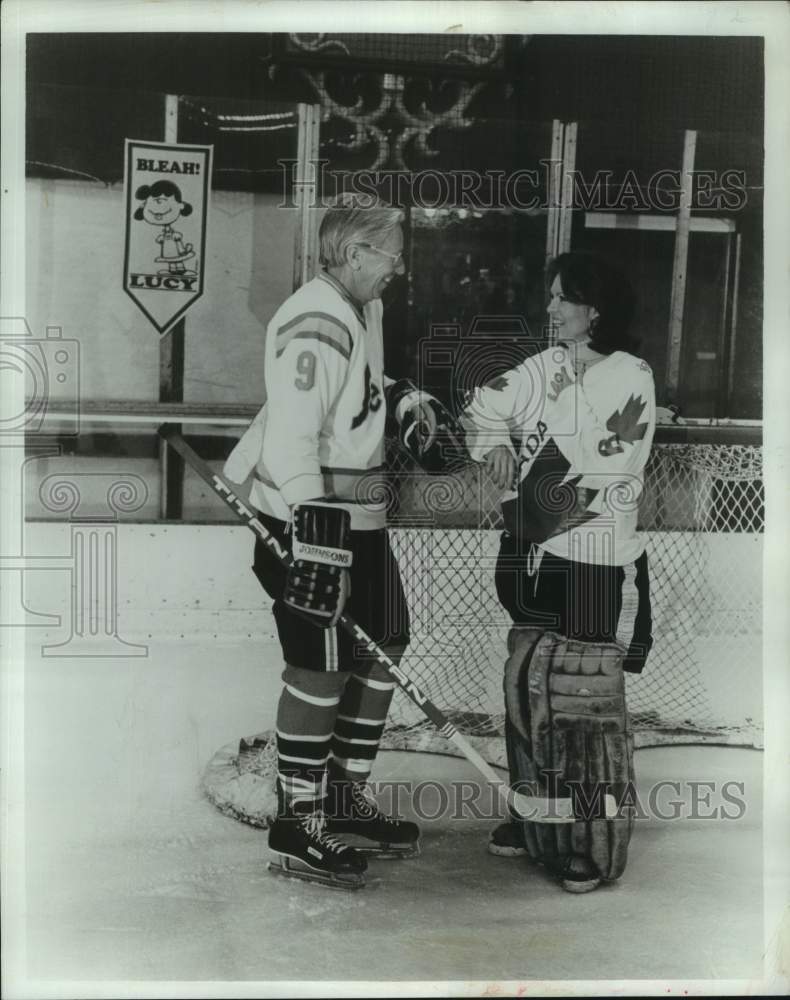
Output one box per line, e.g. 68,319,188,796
276,329,352,361
275,311,353,359
318,272,367,329
278,310,351,341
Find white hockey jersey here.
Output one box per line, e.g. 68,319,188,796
464,345,656,565
224,272,390,530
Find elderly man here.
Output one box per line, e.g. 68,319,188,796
225,194,441,889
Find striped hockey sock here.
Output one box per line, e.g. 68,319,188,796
329,667,396,781
275,665,349,810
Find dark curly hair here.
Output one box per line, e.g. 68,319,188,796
546,252,639,355
133,181,192,221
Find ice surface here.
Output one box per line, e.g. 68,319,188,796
18,634,764,988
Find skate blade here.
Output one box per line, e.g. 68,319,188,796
354,840,421,860
267,858,365,891
561,876,602,894
487,843,528,858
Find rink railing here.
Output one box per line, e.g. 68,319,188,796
34,400,762,521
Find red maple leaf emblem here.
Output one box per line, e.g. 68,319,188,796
598,395,648,456
606,395,648,444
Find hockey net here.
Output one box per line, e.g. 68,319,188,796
382,427,764,763
203,427,763,826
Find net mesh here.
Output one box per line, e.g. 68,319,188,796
382,436,764,762
202,433,763,827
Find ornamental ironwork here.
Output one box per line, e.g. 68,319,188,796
268,33,514,172
305,71,485,172
284,33,505,72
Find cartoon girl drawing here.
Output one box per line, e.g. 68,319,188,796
134,181,197,275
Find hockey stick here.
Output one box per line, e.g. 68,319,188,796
158,424,576,824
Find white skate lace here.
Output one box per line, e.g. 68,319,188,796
352,783,398,825
301,811,351,853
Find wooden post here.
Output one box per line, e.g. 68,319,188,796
558,121,577,255
545,119,564,268
159,94,185,519
665,129,697,402
715,232,733,417
725,232,743,408
293,103,321,292
544,120,566,346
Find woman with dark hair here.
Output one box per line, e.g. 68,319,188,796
545,252,639,355
462,251,656,893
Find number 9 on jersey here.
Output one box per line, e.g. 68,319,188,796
295,350,316,391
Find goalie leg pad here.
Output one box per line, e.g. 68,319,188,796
504,628,635,882
504,628,556,862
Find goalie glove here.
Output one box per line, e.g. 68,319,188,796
656,403,683,425
388,379,468,473
284,503,352,628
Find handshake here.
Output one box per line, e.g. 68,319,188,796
387,379,468,474
284,502,353,630
284,382,470,630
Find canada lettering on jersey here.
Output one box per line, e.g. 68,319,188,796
523,419,548,461
467,349,655,561
463,347,656,565
507,435,599,543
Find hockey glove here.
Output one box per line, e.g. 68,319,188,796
284,503,353,628
388,379,468,473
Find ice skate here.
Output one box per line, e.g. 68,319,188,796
325,779,421,859
547,853,602,894
487,820,527,857
267,809,367,891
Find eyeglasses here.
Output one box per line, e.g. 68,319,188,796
357,243,404,265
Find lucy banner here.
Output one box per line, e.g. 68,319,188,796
123,140,212,334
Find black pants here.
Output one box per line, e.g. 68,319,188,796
252,512,410,672
494,533,653,673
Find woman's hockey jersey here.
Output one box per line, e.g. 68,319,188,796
224,271,389,531
464,345,656,565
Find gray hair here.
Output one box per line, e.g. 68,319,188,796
318,192,404,268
